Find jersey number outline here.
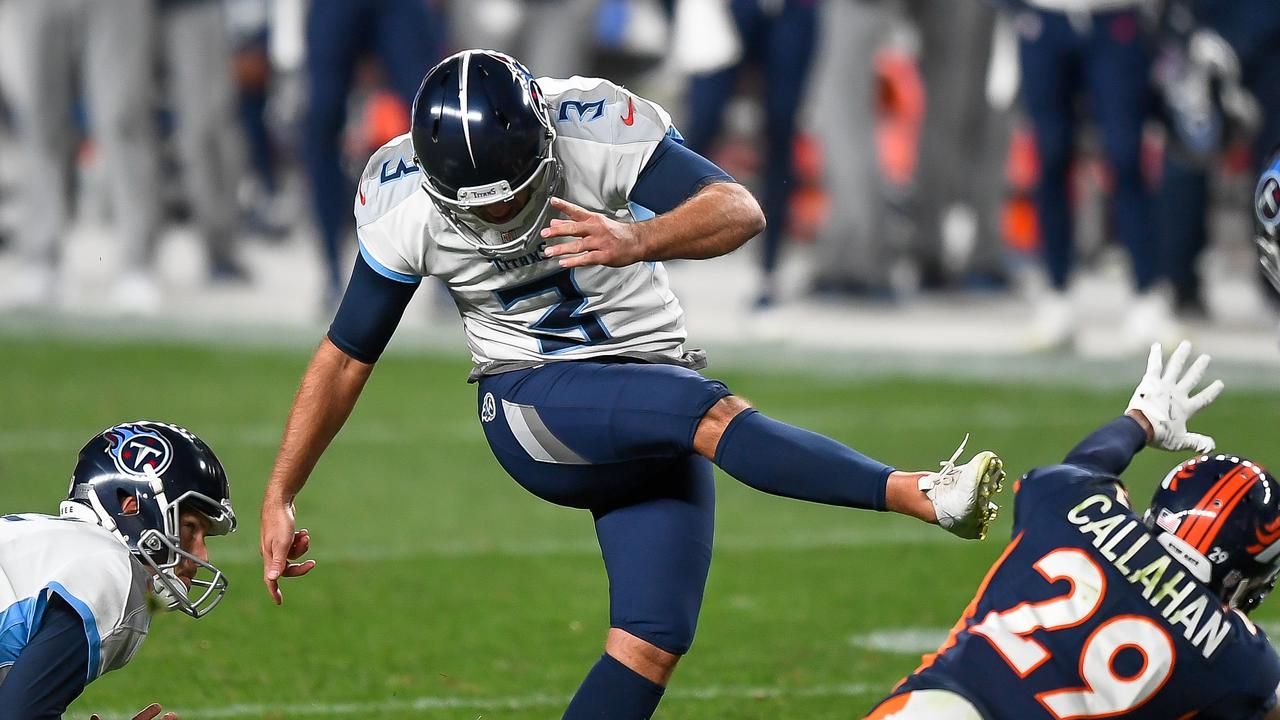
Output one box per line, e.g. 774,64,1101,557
495,269,611,353
969,548,1176,719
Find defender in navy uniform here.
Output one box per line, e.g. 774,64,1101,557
868,341,1280,719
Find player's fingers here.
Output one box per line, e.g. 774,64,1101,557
288,529,310,560
558,250,609,269
1144,342,1163,379
263,534,290,581
550,196,592,220
1176,353,1211,393
545,238,591,258
1162,340,1192,382
281,559,317,578
1188,378,1225,414
1182,433,1217,454
541,220,590,240
132,704,164,720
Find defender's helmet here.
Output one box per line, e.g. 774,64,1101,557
60,421,236,618
1144,454,1280,613
410,49,560,258
1254,144,1280,293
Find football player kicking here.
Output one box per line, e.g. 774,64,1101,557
0,421,237,720
258,49,1005,720
867,340,1280,720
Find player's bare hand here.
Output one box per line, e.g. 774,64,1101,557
90,703,177,720
541,197,646,268
260,498,315,605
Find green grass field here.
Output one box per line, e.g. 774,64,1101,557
2,334,1275,719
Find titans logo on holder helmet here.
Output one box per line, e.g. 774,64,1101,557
103,423,174,477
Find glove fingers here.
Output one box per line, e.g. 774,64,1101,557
1163,340,1192,382
1145,342,1164,379
1181,432,1217,454
1177,353,1211,393
1188,378,1226,414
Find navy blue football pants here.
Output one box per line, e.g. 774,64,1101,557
304,0,442,293
1018,7,1157,292
478,361,727,654
478,359,893,656
682,0,817,279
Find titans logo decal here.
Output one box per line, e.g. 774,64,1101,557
104,423,173,477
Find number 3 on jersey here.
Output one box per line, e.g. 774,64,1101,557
495,269,611,353
970,548,1176,719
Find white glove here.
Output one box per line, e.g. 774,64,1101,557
1126,341,1225,453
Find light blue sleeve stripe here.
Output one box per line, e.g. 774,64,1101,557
359,242,421,285
0,596,41,668
47,582,101,682
627,202,656,221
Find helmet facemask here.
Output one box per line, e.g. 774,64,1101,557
419,132,562,259
1256,159,1280,293
62,477,236,619
140,488,236,618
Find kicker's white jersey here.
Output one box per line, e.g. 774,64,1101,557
0,514,151,686
354,76,704,377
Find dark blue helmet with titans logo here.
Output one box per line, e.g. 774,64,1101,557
1144,454,1280,613
1255,144,1280,293
410,49,560,258
60,421,236,618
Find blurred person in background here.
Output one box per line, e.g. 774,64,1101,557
680,0,818,309
225,0,290,240
1156,0,1280,319
806,0,895,299
158,0,250,283
1,0,162,313
1012,0,1168,350
450,0,601,80
904,0,1012,292
303,0,445,306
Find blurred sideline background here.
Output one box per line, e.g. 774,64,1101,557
0,0,1276,360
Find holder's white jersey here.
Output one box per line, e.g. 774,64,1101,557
354,76,704,377
0,514,151,686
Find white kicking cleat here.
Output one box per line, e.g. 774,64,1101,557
918,434,1005,540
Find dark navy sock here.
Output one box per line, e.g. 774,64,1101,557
563,653,665,720
713,409,893,511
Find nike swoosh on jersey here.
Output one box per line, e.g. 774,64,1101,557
621,96,635,126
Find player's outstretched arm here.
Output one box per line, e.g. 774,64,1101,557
261,337,374,605
541,183,766,268
1062,341,1224,476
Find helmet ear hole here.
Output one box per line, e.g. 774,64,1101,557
118,489,139,516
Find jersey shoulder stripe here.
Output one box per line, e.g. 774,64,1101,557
540,75,672,147
354,133,420,228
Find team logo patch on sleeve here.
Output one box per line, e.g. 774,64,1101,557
103,423,173,477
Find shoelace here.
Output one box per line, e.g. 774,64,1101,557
919,433,970,492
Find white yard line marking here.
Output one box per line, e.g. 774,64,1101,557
90,682,874,719
848,627,952,654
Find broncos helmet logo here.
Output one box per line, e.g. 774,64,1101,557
103,423,174,477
